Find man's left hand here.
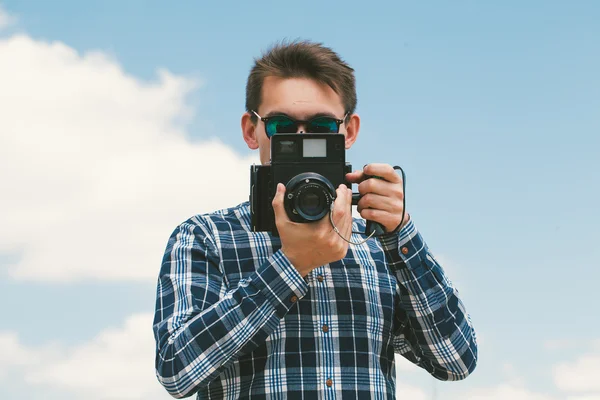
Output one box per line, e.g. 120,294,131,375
345,163,410,233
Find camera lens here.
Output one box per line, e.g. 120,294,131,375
285,173,335,222
297,186,327,218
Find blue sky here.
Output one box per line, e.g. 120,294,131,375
0,1,599,399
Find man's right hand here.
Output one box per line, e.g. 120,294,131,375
272,182,354,277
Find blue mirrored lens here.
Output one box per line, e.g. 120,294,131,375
266,116,297,137
308,117,339,133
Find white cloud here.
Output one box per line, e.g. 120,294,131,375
551,343,600,399
0,4,16,30
457,345,600,400
395,381,428,400
393,355,431,400
0,34,259,282
29,313,163,399
463,384,558,400
0,332,62,379
1,314,167,400
554,353,600,393
544,339,578,351
501,362,527,387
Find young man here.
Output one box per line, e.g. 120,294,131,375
153,40,477,399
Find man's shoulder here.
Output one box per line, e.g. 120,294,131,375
202,201,251,223
175,201,251,233
161,202,251,256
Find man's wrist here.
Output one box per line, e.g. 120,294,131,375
378,213,413,250
386,212,410,234
280,247,313,277
398,212,410,230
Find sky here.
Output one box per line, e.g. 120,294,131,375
0,1,599,399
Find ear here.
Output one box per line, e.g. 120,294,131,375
343,113,360,149
241,112,259,150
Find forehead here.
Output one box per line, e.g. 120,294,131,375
259,76,345,119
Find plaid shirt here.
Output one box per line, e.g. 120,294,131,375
153,201,477,399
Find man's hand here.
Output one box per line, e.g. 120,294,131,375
272,183,353,277
346,163,409,233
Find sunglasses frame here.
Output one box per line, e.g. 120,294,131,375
251,110,349,138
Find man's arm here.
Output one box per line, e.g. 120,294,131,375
380,219,478,381
153,218,309,398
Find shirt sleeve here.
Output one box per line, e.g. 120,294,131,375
378,218,478,381
152,218,309,398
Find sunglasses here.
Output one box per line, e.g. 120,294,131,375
252,110,348,138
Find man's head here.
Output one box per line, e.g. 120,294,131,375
242,40,360,164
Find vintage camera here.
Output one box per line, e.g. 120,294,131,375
249,133,385,236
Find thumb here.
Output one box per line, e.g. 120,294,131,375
272,183,289,222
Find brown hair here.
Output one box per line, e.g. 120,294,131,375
246,39,356,122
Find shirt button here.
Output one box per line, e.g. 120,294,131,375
317,275,324,282
326,378,333,387
322,324,329,333
290,295,298,303
401,247,409,255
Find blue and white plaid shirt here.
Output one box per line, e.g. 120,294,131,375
153,201,477,399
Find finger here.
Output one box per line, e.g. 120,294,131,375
342,187,355,238
363,163,402,184
338,187,353,232
331,184,348,218
357,192,399,214
360,208,395,228
272,183,291,223
343,188,354,237
345,170,365,184
358,177,403,199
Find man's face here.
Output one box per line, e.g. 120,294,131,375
242,76,360,165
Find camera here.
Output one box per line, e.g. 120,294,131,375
249,133,385,236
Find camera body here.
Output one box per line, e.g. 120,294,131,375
250,133,352,235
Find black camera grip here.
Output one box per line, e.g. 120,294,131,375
362,174,387,237
365,219,386,237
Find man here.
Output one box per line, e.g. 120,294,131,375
153,40,477,399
